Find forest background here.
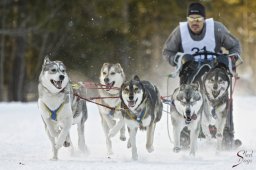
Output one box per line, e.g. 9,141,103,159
0,0,255,102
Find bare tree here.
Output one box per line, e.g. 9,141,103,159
0,0,7,101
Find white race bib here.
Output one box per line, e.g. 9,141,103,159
180,18,216,56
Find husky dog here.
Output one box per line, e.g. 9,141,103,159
97,63,126,157
38,57,88,160
171,83,203,156
201,67,230,150
119,75,162,160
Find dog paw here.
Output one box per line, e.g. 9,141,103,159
132,154,138,161
216,133,222,138
234,139,242,148
50,157,58,161
173,147,181,153
189,151,196,157
107,151,113,159
82,149,90,156
79,145,89,154
146,146,154,153
120,136,126,141
127,140,131,149
63,141,70,147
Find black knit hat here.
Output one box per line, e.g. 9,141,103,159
187,2,205,18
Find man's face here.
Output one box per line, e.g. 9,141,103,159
187,14,205,34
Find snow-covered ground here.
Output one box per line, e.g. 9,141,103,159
0,97,256,170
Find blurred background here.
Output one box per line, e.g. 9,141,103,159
0,0,255,102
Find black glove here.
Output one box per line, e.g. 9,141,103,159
181,54,194,65
168,56,177,66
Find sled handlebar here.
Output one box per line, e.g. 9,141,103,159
169,52,243,78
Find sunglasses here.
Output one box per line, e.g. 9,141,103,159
187,17,204,22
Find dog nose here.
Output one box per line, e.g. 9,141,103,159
185,109,191,117
129,95,134,100
213,83,218,90
59,75,65,80
104,78,109,83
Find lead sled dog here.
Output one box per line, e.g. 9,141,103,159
38,57,88,160
116,75,162,160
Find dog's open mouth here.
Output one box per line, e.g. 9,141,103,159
51,79,62,89
128,98,138,107
184,114,197,124
212,90,220,98
105,81,115,91
185,116,192,124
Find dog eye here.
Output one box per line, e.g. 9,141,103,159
124,88,129,94
110,72,116,75
61,69,66,73
51,69,57,72
134,87,139,93
218,80,224,84
103,72,107,75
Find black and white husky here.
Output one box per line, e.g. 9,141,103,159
119,75,162,160
171,83,203,156
38,57,88,160
201,67,230,150
97,63,126,157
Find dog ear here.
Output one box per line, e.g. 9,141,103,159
177,92,184,101
100,63,109,78
115,63,121,68
115,63,125,78
120,82,128,97
193,93,201,101
43,56,51,65
102,63,109,67
133,75,140,81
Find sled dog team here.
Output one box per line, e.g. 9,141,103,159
38,57,231,160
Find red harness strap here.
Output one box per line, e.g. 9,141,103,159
74,93,116,111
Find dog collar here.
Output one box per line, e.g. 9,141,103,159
43,102,65,121
136,108,146,123
125,108,146,124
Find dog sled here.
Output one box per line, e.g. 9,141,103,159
163,51,243,150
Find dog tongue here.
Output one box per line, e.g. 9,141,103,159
106,84,112,90
54,80,62,89
191,114,197,120
128,101,135,107
106,82,114,90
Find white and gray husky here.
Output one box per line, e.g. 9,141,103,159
171,83,203,156
119,75,162,160
38,57,88,160
201,67,230,151
97,63,126,157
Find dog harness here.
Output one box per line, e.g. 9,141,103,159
43,102,65,121
125,108,146,124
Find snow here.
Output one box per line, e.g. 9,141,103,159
0,97,256,170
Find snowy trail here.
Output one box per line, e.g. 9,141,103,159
0,97,256,170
